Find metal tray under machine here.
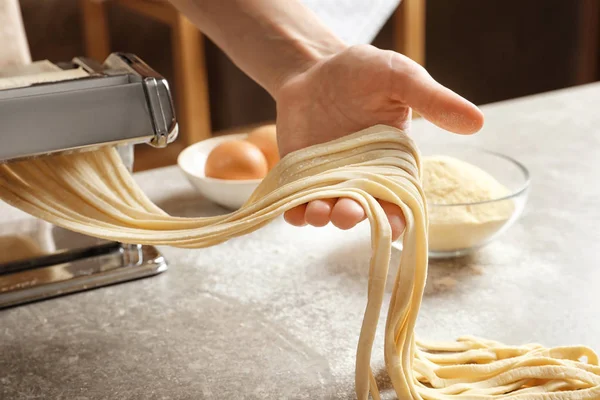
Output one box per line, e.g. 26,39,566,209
0,53,178,308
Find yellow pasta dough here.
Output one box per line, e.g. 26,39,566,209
0,125,598,399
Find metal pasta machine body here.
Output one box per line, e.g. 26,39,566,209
0,53,178,308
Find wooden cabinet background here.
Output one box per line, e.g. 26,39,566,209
20,0,599,132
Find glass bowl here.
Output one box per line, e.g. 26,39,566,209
392,145,530,258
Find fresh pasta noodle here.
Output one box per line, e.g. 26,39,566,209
0,125,598,399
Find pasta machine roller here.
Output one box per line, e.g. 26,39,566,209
0,53,176,308
0,52,178,163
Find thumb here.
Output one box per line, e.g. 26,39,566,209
389,53,484,135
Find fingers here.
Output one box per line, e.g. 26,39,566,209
305,199,336,227
388,52,484,135
378,200,405,241
284,204,307,226
284,198,405,241
330,198,366,230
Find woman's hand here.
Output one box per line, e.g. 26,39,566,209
275,45,484,240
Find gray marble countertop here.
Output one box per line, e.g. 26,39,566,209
1,83,600,399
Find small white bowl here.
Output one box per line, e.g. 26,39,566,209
177,133,261,210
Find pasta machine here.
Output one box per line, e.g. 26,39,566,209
0,53,178,308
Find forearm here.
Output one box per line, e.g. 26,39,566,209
168,0,346,98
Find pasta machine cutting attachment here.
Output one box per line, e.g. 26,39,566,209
0,53,176,308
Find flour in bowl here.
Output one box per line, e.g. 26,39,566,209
423,155,515,252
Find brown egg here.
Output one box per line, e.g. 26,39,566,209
245,124,279,169
205,140,268,180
